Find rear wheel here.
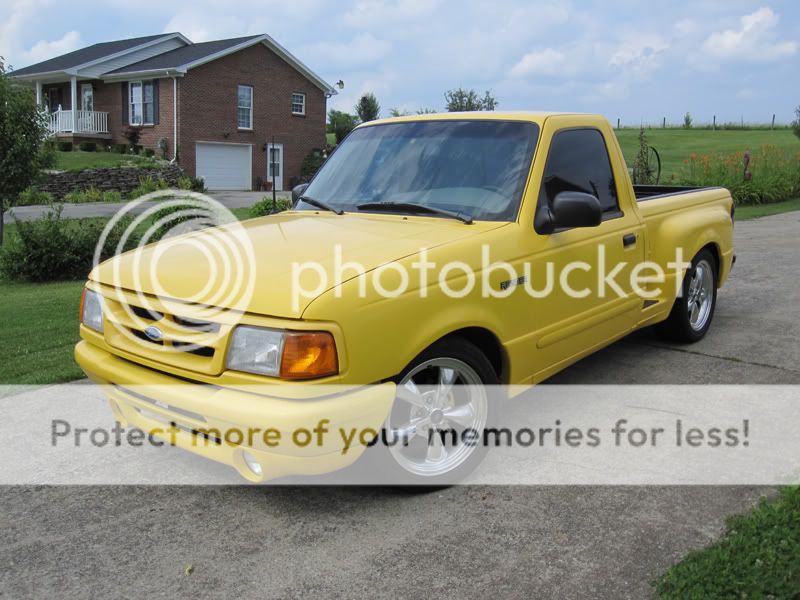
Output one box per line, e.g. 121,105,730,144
377,339,499,486
656,249,717,343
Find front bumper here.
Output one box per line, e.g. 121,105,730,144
75,340,396,481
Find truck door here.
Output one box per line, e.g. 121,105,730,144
523,118,646,381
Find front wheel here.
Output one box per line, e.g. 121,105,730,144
656,249,718,343
374,339,499,486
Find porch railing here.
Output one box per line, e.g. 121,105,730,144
47,109,109,135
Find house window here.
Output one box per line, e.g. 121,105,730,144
129,81,154,125
291,92,306,116
238,85,253,129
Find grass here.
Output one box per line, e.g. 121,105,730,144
615,128,800,180
0,279,85,384
736,197,800,220
655,487,800,598
55,150,157,171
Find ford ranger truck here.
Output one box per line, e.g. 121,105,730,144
75,112,735,484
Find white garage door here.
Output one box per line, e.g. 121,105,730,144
195,143,252,190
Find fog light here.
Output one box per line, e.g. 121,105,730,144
242,451,262,477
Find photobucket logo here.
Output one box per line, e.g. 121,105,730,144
93,190,257,349
291,245,692,311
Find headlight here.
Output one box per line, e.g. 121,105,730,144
80,288,104,333
226,327,338,380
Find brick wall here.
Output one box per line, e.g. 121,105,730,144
178,42,328,189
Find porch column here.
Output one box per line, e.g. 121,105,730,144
35,81,42,107
70,76,77,132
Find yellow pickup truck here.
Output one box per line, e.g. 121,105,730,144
75,112,734,484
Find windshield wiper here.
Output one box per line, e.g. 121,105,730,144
298,195,343,215
356,202,473,224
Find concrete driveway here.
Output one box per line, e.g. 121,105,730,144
2,212,799,598
3,191,287,223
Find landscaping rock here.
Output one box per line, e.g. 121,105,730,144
37,163,184,200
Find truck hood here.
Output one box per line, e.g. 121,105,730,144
91,211,505,319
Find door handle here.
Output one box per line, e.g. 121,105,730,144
622,233,637,247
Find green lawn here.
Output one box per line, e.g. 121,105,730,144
736,197,800,220
615,128,800,179
0,280,85,384
656,487,800,598
54,150,156,171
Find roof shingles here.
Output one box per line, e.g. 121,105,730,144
10,34,178,77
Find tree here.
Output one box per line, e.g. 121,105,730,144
792,105,800,142
327,109,359,144
0,58,54,245
355,92,380,122
416,108,437,114
389,107,411,117
444,88,498,112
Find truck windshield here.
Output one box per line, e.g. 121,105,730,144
300,120,539,222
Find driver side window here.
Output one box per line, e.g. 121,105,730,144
538,128,620,218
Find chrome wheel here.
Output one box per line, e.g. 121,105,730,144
687,259,714,331
387,357,488,478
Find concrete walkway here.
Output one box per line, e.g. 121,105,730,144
3,191,290,223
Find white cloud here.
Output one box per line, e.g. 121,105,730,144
673,19,698,36
609,34,669,79
22,31,81,64
300,33,391,69
344,0,442,28
509,48,566,77
702,7,797,61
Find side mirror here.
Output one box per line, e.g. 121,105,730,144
551,191,602,229
292,183,310,204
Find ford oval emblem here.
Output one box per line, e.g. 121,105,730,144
144,326,164,342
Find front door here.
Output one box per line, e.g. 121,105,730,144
47,88,61,112
81,84,93,111
267,143,284,191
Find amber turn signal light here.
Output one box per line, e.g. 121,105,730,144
279,332,339,379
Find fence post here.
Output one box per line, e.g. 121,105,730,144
771,114,775,130
662,117,666,128
616,118,620,130
713,115,716,131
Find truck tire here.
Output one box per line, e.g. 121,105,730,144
656,248,718,343
366,338,500,486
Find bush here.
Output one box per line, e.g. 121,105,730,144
301,151,326,178
128,176,170,199
122,125,141,147
112,143,127,154
78,142,96,152
144,148,155,157
17,187,53,206
63,187,122,203
250,197,292,218
683,112,693,129
57,141,73,152
176,175,207,192
678,145,800,205
0,206,136,282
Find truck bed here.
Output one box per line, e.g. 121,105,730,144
633,184,718,201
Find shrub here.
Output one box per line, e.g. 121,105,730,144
144,148,155,157
683,112,693,129
128,176,170,199
57,141,73,152
112,143,127,154
63,187,123,203
250,197,292,218
122,125,141,148
0,206,136,282
301,150,326,178
678,145,800,205
78,142,96,152
17,187,53,206
793,105,800,142
176,175,207,192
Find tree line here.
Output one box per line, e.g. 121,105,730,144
327,88,499,143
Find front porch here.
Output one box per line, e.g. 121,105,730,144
47,109,110,137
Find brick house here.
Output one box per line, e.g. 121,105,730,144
10,33,336,191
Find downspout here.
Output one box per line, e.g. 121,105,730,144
171,74,178,163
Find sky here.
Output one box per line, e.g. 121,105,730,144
1,0,798,125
